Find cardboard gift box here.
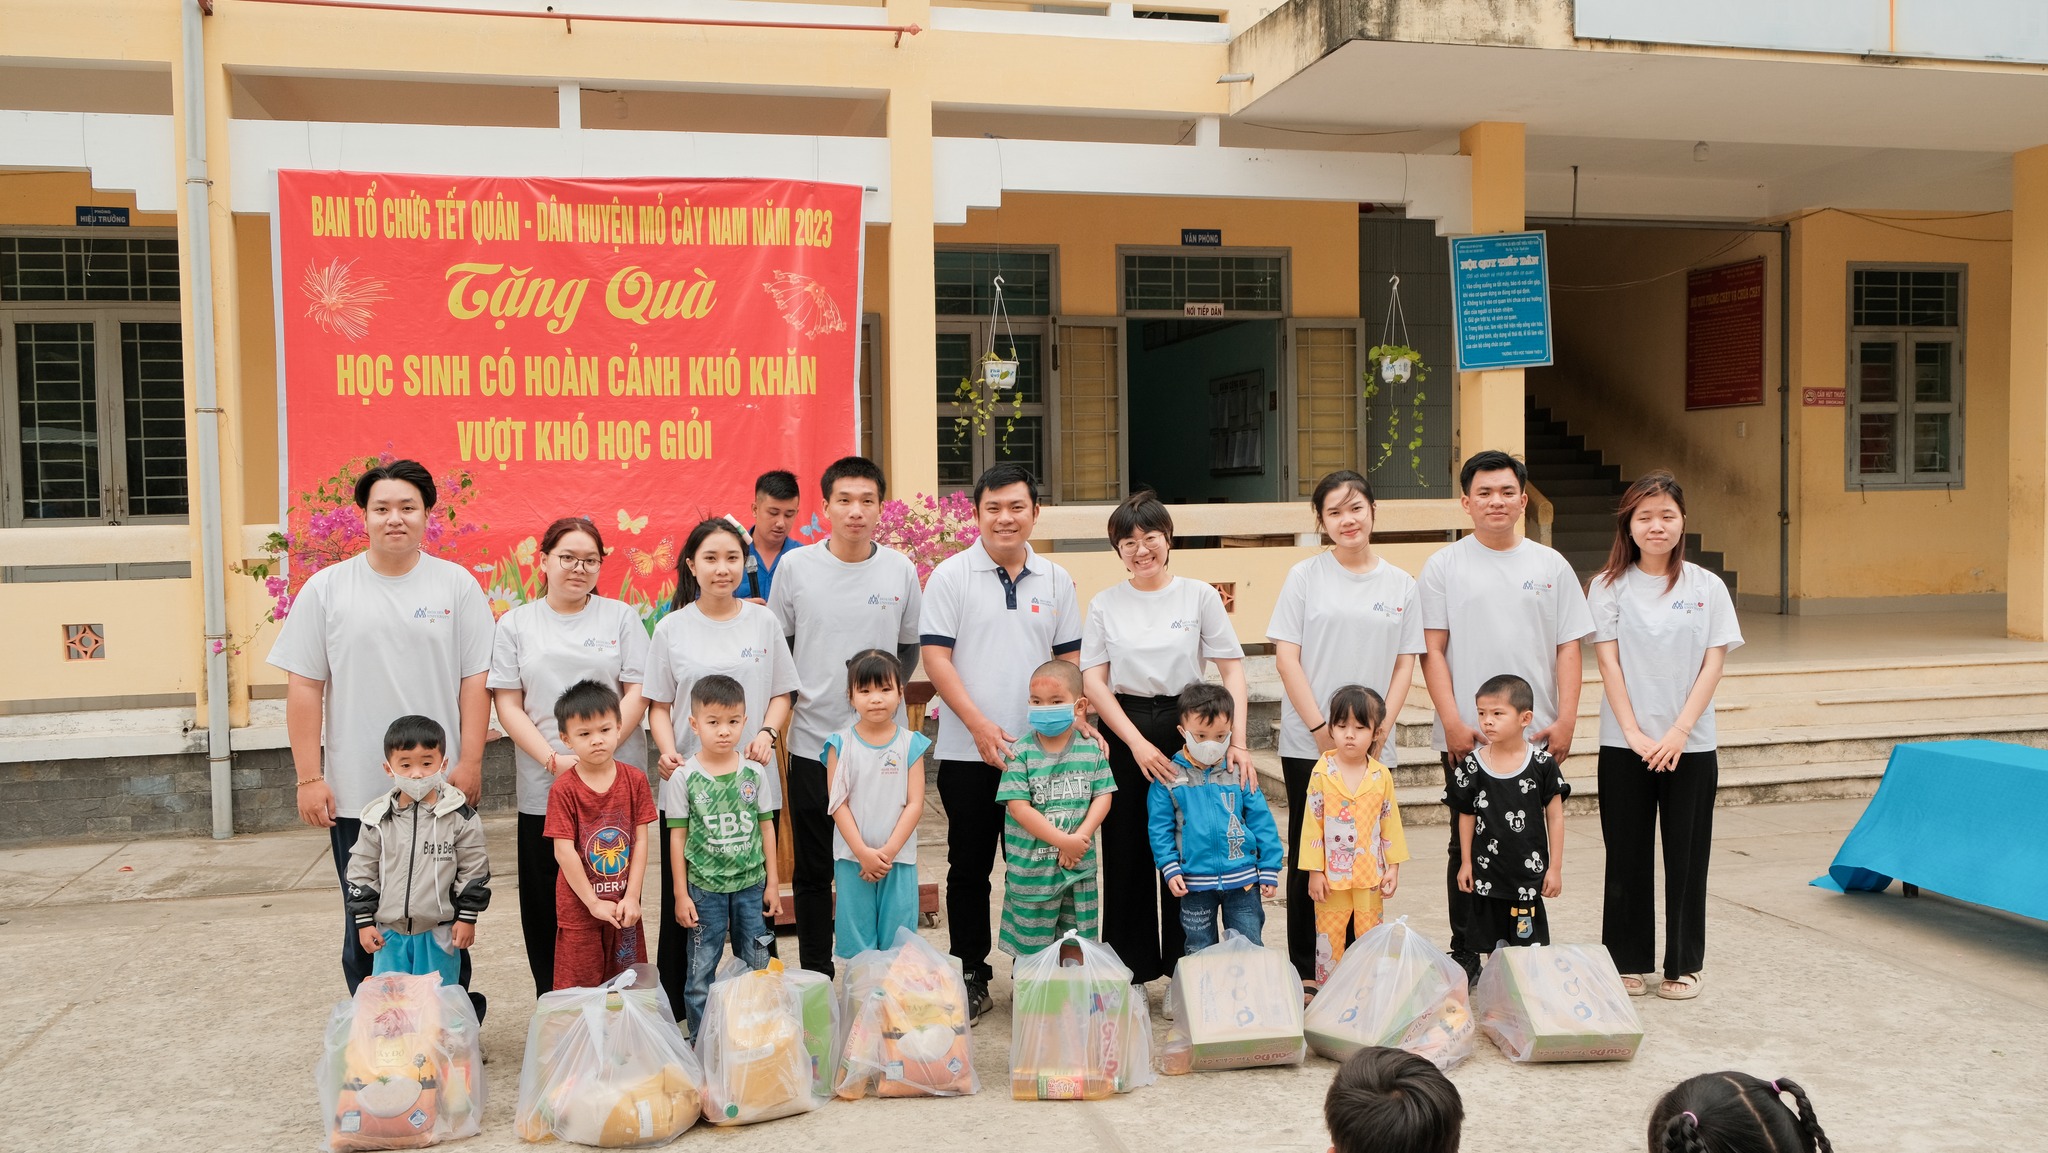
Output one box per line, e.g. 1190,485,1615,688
1474,943,1644,1064
1161,932,1305,1074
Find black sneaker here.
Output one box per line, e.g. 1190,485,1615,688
1452,951,1482,987
965,975,994,1022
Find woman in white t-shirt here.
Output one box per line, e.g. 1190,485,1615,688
488,516,651,997
1587,471,1742,1004
1267,470,1424,987
644,517,799,1014
1080,491,1248,987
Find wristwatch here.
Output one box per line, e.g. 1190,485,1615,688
759,727,780,747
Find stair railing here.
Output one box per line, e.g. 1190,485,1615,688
1524,480,1555,547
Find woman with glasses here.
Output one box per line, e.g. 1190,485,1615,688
1081,491,1250,989
489,515,652,998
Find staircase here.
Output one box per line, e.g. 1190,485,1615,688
1524,397,1737,596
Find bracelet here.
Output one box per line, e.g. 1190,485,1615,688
1307,721,1327,734
1231,743,1250,752
296,776,325,787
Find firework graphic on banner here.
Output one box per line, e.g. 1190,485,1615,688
302,258,390,342
762,270,847,340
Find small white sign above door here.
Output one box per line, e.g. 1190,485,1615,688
1184,302,1225,318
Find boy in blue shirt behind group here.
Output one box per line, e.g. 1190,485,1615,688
1148,682,1284,952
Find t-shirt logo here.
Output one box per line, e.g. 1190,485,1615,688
1521,580,1554,596
738,646,766,663
1671,598,1706,614
412,606,453,622
882,751,902,774
1029,596,1056,615
1370,601,1404,618
587,826,631,877
1167,618,1195,632
739,777,759,805
866,593,902,609
582,636,619,650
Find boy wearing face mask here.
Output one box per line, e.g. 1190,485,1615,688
995,660,1117,962
344,715,492,989
1148,682,1283,953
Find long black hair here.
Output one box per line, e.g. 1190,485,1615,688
1648,1073,1832,1153
671,517,750,610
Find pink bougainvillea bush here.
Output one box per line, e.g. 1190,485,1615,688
876,491,979,587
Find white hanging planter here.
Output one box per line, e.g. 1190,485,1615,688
1379,355,1413,385
983,359,1019,389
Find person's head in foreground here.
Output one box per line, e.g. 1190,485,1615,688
1648,1072,1833,1153
1325,1046,1462,1153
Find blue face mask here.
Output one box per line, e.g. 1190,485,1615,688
1028,703,1075,737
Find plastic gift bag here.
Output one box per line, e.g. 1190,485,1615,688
1474,943,1644,1064
1008,932,1154,1100
514,964,704,1147
698,958,830,1125
1159,930,1305,1075
834,928,978,1099
1304,917,1474,1071
316,971,483,1151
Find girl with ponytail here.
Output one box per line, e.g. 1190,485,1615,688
1648,1072,1834,1153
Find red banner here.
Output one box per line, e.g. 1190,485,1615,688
276,171,862,624
1684,258,1766,411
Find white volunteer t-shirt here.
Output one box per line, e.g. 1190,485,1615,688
487,596,649,816
919,540,1083,763
823,725,932,864
642,601,800,809
267,552,495,813
766,540,923,760
1587,562,1743,753
1079,576,1244,698
1265,552,1425,762
1417,535,1594,751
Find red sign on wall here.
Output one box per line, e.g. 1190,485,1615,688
1685,258,1766,410
276,171,863,620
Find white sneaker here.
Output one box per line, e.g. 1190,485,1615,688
1156,978,1176,1021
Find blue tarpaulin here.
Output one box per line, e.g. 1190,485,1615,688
1812,740,2048,922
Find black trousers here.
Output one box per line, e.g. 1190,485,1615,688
1439,754,1478,958
1469,894,1550,950
654,819,691,1018
331,816,482,1021
938,758,1005,984
786,755,837,975
517,812,559,998
1598,746,1717,979
1099,694,1185,985
1281,753,1366,983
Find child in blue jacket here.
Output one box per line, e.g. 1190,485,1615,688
1149,681,1285,953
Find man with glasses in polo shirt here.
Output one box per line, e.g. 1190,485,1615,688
921,464,1083,1019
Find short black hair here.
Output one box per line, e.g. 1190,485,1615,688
820,455,887,502
689,674,747,712
1106,489,1174,549
754,469,800,502
1325,1046,1464,1153
1326,685,1387,733
1476,673,1534,714
383,715,446,757
555,679,622,729
353,458,438,510
1458,450,1526,494
972,463,1040,509
846,648,903,695
1177,681,1234,726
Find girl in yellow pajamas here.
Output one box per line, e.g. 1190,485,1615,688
1297,685,1409,991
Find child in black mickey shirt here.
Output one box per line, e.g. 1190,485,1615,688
1450,673,1568,953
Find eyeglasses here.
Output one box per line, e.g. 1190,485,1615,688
1116,533,1170,557
552,553,603,572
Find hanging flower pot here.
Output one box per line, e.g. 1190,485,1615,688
982,358,1019,390
1379,355,1413,385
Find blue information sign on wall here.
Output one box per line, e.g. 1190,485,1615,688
76,206,130,227
1181,228,1222,247
1448,230,1553,371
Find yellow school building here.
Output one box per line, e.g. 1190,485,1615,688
5,0,2048,840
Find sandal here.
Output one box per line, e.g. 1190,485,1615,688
1620,973,1650,997
1657,973,1702,1000
1303,982,1320,1007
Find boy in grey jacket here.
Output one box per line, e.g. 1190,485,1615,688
344,715,491,989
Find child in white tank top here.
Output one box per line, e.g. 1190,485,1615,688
824,649,931,958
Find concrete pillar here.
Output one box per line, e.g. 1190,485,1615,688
2009,145,2048,639
884,87,938,497
1455,121,1528,470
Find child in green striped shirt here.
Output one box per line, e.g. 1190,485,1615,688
995,660,1116,959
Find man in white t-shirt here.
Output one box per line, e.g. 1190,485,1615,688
1418,450,1593,979
919,464,1081,1019
269,459,496,1011
767,456,923,975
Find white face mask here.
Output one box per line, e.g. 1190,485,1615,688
395,771,446,802
1180,729,1229,768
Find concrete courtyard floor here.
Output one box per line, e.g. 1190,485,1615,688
3,795,2045,1152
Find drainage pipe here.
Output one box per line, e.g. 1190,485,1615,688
185,0,235,839
237,0,923,43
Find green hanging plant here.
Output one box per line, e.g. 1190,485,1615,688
1363,273,1432,486
953,349,1022,450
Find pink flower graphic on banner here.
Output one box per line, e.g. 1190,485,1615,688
301,258,390,342
762,271,847,339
